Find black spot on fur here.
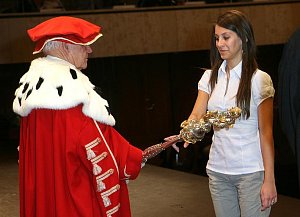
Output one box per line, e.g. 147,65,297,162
22,83,29,93
18,97,22,106
36,77,44,90
19,82,23,87
57,86,63,96
25,88,32,99
70,69,77,79
105,105,111,116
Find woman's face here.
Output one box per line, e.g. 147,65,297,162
66,44,92,70
214,25,243,66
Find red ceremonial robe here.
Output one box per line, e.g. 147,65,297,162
13,56,143,217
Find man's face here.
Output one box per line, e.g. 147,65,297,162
66,44,92,70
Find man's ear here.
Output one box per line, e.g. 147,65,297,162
63,42,69,51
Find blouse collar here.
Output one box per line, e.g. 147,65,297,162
219,60,242,79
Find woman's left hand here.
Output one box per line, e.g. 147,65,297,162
260,181,277,211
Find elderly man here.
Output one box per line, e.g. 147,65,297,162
13,16,168,217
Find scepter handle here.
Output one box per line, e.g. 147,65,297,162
142,136,182,162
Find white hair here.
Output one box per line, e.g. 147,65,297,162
42,41,64,55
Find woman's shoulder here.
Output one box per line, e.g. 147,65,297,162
251,69,275,97
253,69,272,80
204,68,212,73
252,69,274,86
199,69,212,83
201,69,212,78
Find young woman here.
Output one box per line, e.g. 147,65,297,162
170,10,277,217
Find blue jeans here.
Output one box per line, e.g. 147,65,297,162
206,169,271,217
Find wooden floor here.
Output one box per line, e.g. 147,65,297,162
1,151,300,217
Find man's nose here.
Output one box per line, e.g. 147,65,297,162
86,46,92,53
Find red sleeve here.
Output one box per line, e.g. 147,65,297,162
98,125,143,181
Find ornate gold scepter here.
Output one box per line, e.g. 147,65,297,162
142,107,242,162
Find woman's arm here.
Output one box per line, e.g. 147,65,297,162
182,90,209,148
257,97,277,210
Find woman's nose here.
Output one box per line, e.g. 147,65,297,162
216,39,224,47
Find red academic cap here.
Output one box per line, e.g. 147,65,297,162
27,16,102,54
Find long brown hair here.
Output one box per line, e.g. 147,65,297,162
209,10,257,119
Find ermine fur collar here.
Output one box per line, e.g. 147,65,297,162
13,56,115,126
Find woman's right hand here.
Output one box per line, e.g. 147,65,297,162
164,135,191,152
164,135,181,152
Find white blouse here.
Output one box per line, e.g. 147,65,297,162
198,60,275,175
